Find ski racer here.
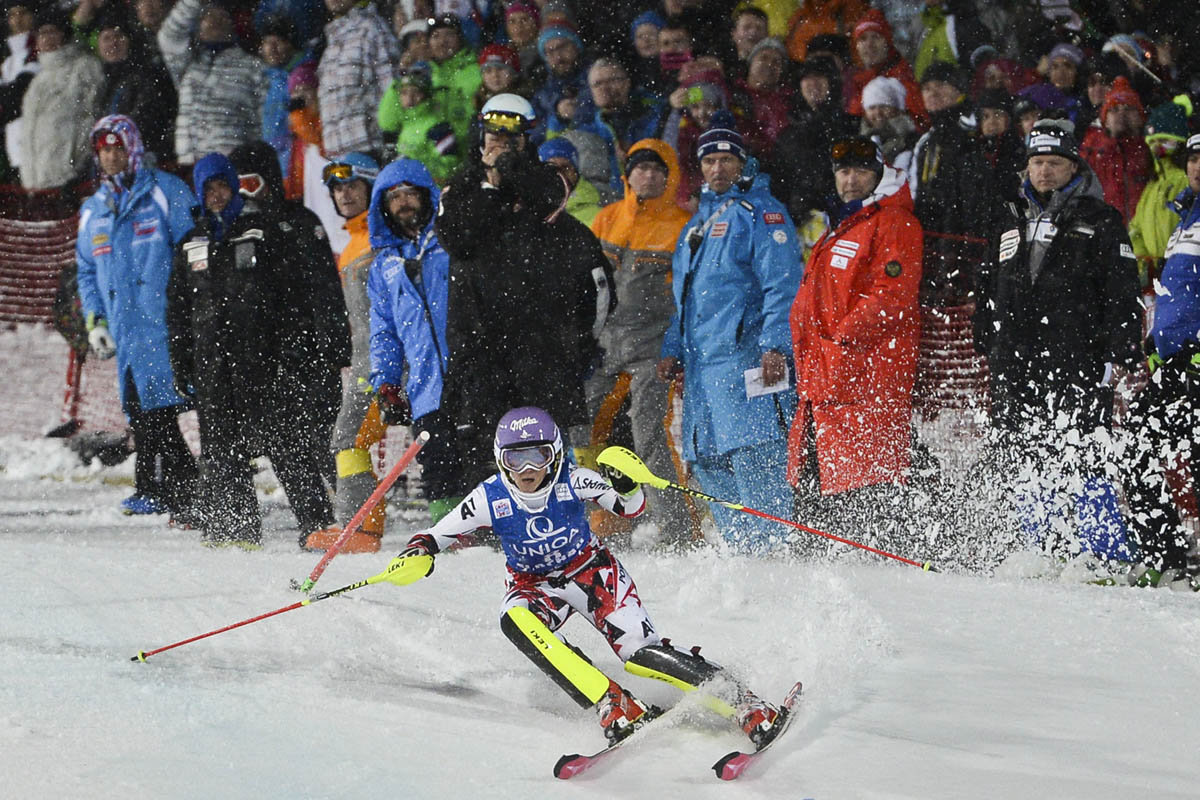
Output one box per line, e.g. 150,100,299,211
380,406,783,746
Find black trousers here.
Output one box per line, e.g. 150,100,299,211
412,409,469,501
125,370,197,511
196,399,334,544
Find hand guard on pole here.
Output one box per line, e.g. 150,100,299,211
377,383,413,426
601,463,638,497
381,553,435,586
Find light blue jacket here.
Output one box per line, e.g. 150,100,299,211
76,167,197,414
366,159,450,421
662,164,804,460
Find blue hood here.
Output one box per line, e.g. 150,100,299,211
192,152,244,239
368,158,441,250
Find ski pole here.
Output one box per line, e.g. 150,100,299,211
292,430,430,593
597,446,937,571
131,555,433,662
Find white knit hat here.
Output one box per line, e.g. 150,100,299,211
861,76,906,110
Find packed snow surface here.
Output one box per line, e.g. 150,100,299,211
2,436,1198,799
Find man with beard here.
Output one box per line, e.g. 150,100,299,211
366,158,469,527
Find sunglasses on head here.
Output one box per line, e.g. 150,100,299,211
830,138,878,162
500,444,555,473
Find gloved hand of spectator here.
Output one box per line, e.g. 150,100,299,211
87,320,116,360
601,463,639,497
377,383,412,426
173,375,195,399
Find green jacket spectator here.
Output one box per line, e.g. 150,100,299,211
427,14,479,137
1130,102,1192,284
378,62,461,184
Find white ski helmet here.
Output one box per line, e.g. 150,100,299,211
479,93,536,135
494,406,563,512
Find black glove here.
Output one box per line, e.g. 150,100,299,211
602,463,638,496
401,533,438,557
377,383,412,426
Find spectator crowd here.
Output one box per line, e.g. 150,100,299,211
4,0,1200,590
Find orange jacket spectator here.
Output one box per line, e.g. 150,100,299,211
844,10,926,127
786,0,867,62
338,208,371,272
787,163,923,494
591,139,690,257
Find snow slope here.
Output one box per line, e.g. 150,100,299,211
2,437,1199,799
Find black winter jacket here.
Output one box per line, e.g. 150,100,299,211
436,155,612,457
911,102,992,304
974,169,1142,433
166,203,347,430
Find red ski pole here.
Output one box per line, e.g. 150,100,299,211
291,430,429,593
132,573,376,662
598,446,937,571
130,555,432,662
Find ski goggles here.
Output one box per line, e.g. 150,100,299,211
237,173,266,198
481,110,528,134
322,161,378,186
500,444,555,473
830,137,881,167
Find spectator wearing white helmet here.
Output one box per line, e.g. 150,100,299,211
436,93,616,486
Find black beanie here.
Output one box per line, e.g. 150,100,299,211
976,88,1014,116
624,147,668,177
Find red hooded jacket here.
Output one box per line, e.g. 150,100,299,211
788,165,924,494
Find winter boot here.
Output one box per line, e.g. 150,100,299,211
300,525,382,554
596,679,652,743
202,525,262,551
735,692,780,747
121,493,168,515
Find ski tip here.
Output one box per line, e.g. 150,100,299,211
713,752,749,781
553,754,585,780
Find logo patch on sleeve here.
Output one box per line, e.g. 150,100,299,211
555,484,572,501
1119,243,1134,259
763,211,785,225
710,222,728,238
492,498,512,518
999,229,1020,262
772,229,787,244
884,260,902,277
